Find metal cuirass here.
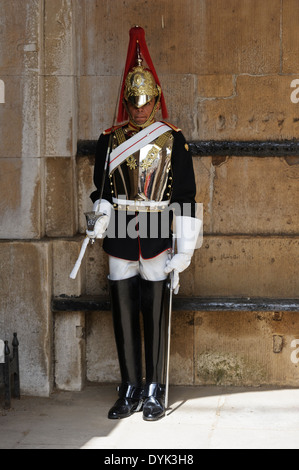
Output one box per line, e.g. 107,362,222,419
109,129,174,211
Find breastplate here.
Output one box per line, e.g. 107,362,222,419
109,128,174,211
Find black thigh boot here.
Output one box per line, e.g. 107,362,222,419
141,278,168,421
108,275,143,419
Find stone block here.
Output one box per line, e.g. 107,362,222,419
198,75,235,99
44,0,75,76
43,76,76,157
74,0,128,76
192,236,299,299
0,158,42,239
86,311,119,383
53,239,86,297
0,75,40,159
54,311,86,391
193,0,281,75
194,156,299,236
282,0,299,73
160,74,197,139
78,76,121,141
85,240,109,296
0,0,40,76
194,311,299,386
0,241,52,396
45,157,77,237
169,312,194,385
198,75,299,140
0,78,22,158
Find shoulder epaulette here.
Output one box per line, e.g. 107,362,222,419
103,123,126,135
161,121,181,132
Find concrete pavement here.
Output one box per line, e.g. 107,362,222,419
1,384,299,449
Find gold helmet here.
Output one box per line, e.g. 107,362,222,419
117,26,168,124
124,65,161,109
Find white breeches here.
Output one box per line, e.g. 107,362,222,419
108,250,170,281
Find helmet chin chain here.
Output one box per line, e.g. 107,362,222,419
124,97,162,129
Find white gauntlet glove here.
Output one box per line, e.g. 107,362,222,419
164,253,192,295
164,216,202,294
86,199,112,239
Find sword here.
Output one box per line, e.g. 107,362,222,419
69,235,90,280
165,234,176,410
69,212,107,280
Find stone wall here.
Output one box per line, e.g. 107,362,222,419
1,0,299,395
0,0,78,395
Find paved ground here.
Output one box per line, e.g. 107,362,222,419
1,384,299,449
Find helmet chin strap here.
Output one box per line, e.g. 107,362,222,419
124,96,162,129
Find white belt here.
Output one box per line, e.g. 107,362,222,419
112,197,170,212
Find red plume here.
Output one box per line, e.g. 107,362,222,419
116,26,168,124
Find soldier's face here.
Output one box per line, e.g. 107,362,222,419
127,98,160,125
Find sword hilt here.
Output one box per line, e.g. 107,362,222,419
84,211,105,232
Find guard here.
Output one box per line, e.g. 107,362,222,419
87,26,201,421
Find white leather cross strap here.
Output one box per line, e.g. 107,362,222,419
108,121,172,174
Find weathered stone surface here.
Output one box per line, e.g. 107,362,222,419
160,74,197,139
282,0,299,74
0,75,40,159
194,0,281,75
195,311,299,386
0,78,23,158
169,312,194,385
192,236,299,299
0,1,42,240
85,311,119,383
54,311,86,391
193,156,299,236
75,0,280,76
85,240,109,296
198,75,299,141
45,157,77,237
44,0,75,76
0,0,40,76
0,241,52,395
43,76,77,157
52,239,86,297
78,76,122,141
198,75,235,99
0,158,42,239
83,308,299,387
